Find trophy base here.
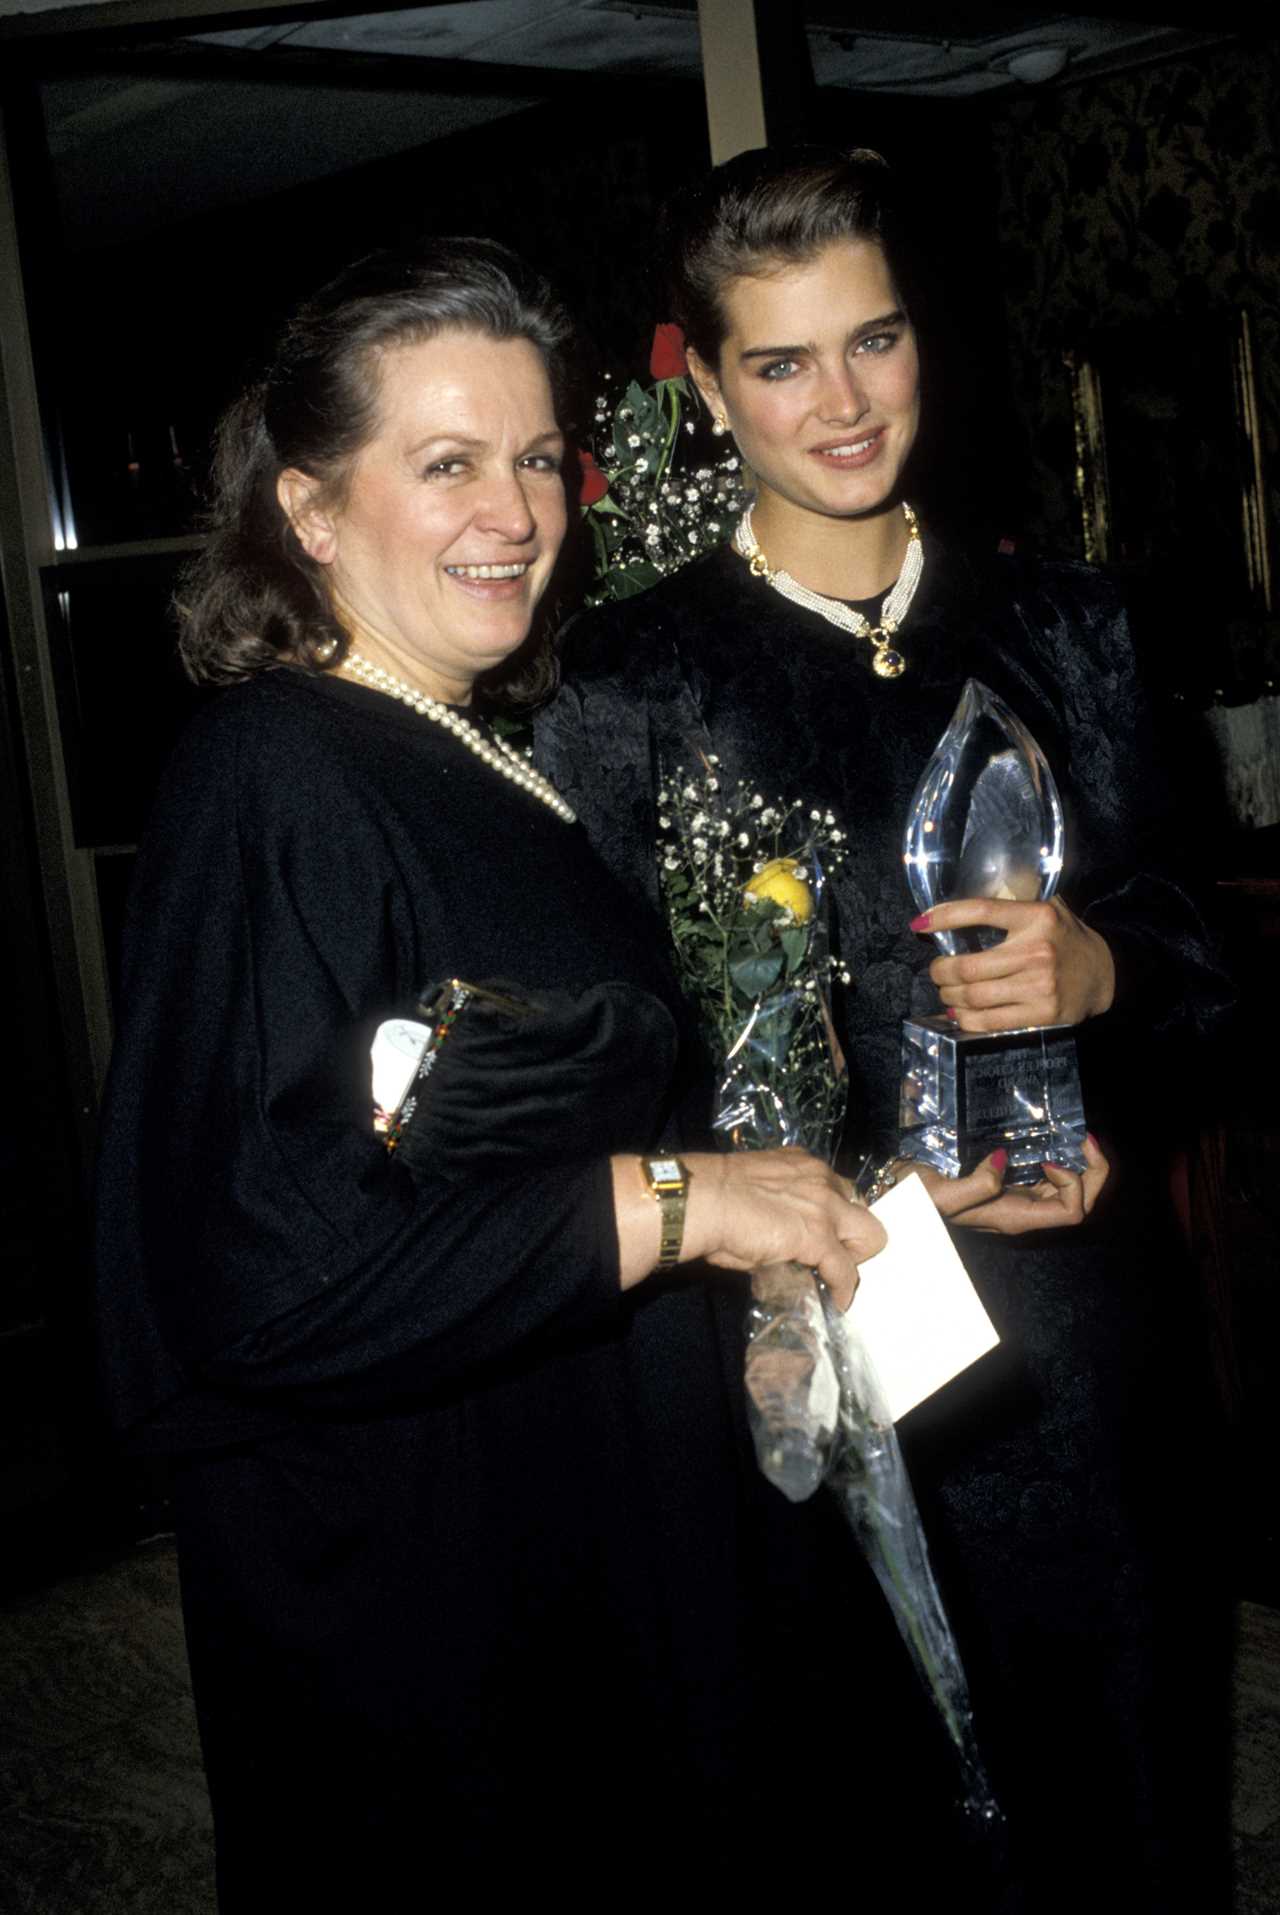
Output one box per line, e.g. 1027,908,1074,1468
898,1015,1088,1186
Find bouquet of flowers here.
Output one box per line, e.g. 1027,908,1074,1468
658,759,850,1499
659,759,1001,1827
578,324,749,606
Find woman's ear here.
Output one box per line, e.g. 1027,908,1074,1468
685,348,728,436
277,469,337,565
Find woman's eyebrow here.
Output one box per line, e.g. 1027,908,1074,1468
738,310,906,363
405,433,485,457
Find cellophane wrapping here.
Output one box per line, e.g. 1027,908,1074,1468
658,760,1000,1826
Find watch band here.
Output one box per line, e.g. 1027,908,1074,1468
639,1155,690,1268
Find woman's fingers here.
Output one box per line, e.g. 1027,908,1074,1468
907,1152,1008,1217
914,898,1039,941
951,1133,1109,1234
700,1148,884,1310
917,897,1115,1030
1079,1130,1110,1210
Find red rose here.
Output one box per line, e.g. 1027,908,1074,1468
577,447,609,507
648,322,687,381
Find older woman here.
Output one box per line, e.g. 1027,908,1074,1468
537,150,1234,1910
93,239,889,1907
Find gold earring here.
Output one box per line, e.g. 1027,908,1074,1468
712,412,728,437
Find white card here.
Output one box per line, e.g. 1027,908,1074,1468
853,1172,1000,1422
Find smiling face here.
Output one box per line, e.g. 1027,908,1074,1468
690,238,920,529
281,329,567,704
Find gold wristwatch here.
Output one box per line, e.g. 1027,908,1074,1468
639,1155,691,1268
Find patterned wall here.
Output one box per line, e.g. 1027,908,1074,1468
988,36,1280,589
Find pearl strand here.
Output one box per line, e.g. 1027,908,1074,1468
341,650,576,824
732,501,922,680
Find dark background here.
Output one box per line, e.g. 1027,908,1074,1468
1,8,1275,1594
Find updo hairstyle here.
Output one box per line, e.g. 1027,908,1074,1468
659,145,918,371
177,237,577,696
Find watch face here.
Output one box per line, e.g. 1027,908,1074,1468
648,1158,682,1183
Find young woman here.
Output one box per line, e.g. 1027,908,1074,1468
537,148,1234,1911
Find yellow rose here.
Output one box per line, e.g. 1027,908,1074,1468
744,857,812,923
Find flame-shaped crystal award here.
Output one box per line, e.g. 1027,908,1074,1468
899,680,1088,1184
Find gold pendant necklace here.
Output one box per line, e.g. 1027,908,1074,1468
733,501,922,680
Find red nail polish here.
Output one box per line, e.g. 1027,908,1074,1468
1086,1132,1099,1149
909,912,933,931
945,1007,958,1021
990,1148,1008,1173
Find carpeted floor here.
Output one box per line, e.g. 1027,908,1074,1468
0,1539,1276,1912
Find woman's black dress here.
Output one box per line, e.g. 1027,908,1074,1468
535,540,1236,1911
96,668,973,1908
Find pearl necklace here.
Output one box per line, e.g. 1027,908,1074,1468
341,650,576,824
732,501,923,679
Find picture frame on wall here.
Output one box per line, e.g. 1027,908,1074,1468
1066,308,1272,618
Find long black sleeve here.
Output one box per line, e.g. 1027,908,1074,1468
95,671,677,1433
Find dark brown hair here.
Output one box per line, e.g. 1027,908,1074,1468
659,145,918,369
177,237,577,703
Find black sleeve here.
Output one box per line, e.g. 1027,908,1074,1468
94,693,623,1428
1037,573,1234,1044
1009,567,1235,1140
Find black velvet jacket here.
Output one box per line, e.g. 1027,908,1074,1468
535,538,1235,1905
536,539,1233,1158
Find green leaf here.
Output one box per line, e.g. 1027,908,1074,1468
610,563,662,599
729,951,785,997
625,380,652,418
779,927,808,975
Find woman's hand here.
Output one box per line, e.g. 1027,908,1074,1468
915,897,1115,1032
888,1135,1110,1234
612,1149,883,1311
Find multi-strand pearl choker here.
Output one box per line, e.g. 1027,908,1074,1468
339,649,576,824
732,501,923,679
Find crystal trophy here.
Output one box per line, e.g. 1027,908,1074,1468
899,680,1088,1185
